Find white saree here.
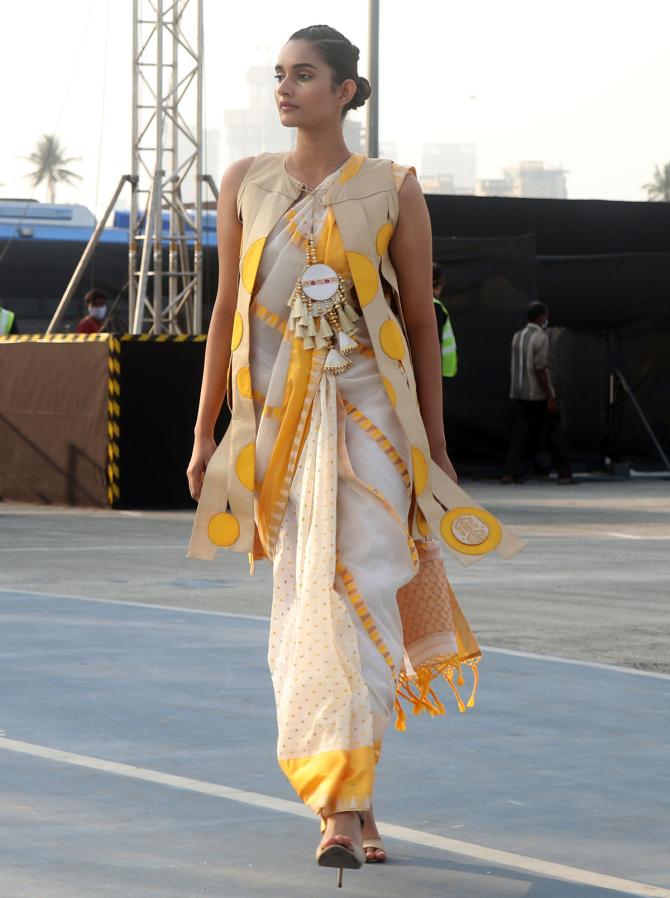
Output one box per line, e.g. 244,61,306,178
187,152,528,817
249,161,456,816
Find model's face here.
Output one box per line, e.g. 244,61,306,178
274,40,355,129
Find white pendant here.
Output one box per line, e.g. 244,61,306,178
338,330,357,356
324,346,352,375
319,316,333,338
301,263,339,301
342,303,359,324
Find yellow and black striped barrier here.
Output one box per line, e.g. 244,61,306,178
0,332,211,509
107,336,121,506
0,332,110,343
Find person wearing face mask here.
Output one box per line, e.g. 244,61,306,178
76,289,108,333
501,301,574,484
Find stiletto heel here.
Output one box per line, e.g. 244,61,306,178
315,812,365,887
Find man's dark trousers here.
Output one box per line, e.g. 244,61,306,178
503,399,572,480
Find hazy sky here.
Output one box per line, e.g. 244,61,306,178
2,0,669,216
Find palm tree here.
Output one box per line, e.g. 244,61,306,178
643,163,670,202
24,134,82,204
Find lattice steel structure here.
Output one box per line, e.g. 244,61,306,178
130,0,205,334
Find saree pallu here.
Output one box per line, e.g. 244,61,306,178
248,160,480,817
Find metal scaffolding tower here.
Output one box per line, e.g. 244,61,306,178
130,0,205,334
46,0,213,336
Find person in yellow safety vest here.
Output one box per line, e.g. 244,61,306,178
0,304,18,335
432,263,457,377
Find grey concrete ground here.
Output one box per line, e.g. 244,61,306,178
1,477,669,897
3,477,669,670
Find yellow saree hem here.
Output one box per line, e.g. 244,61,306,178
279,744,377,816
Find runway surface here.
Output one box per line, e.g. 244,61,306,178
1,478,668,896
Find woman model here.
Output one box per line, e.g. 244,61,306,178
187,24,516,887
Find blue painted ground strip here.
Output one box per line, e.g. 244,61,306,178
1,591,668,893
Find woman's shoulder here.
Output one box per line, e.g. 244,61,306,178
357,156,417,192
220,155,260,187
390,161,417,191
218,157,256,199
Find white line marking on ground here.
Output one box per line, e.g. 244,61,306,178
527,533,670,541
0,588,272,622
2,587,669,680
603,532,670,541
0,736,667,897
476,646,670,680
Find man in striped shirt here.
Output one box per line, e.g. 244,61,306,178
501,301,573,484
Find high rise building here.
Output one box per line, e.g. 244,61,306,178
205,128,222,180
418,174,456,195
505,161,568,199
223,66,294,162
421,143,477,194
223,65,366,162
343,118,365,155
477,161,568,199
379,140,399,161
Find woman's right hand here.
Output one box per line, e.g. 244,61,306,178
187,434,218,502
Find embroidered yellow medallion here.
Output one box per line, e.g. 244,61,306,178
439,506,502,555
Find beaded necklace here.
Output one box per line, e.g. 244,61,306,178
285,185,360,375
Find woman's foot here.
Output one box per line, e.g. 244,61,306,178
319,811,363,855
360,805,386,862
317,812,365,885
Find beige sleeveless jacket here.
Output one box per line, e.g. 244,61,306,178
187,154,523,566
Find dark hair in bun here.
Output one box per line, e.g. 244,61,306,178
288,24,372,115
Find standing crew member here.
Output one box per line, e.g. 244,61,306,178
76,289,108,334
0,303,18,335
502,301,573,484
432,262,457,378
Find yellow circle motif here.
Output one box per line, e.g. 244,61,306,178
382,376,396,408
440,506,502,556
236,442,255,491
231,311,243,351
376,222,394,257
416,507,430,537
241,237,266,294
236,365,252,398
207,512,240,547
346,251,379,306
411,446,428,495
379,319,405,360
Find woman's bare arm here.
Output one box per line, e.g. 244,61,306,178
388,173,457,481
187,156,254,499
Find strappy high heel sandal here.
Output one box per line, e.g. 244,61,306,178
363,837,387,863
316,812,365,887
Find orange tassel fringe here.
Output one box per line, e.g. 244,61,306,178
394,656,480,732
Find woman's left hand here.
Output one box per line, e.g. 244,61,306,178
432,446,458,484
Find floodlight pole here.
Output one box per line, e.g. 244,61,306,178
367,0,380,158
